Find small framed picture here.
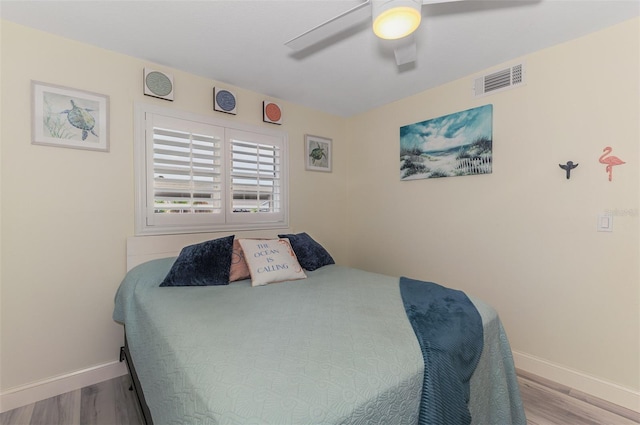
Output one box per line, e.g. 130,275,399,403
144,68,174,101
263,101,282,125
32,81,109,152
305,134,332,172
214,87,237,114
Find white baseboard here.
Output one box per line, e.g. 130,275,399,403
513,350,640,412
0,361,128,413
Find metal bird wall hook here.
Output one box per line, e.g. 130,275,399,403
559,161,578,179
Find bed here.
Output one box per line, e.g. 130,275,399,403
113,234,526,425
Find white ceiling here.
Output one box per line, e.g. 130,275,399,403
1,0,638,117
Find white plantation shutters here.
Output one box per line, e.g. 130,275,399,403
153,129,221,213
135,105,288,235
146,114,225,229
227,129,283,225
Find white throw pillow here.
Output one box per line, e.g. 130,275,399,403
238,239,307,286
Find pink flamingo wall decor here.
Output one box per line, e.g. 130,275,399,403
599,146,625,181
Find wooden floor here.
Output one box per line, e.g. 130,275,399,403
1,372,638,425
518,373,639,425
0,375,142,425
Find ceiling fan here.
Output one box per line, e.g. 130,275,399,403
285,0,465,66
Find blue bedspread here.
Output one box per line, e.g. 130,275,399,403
400,277,484,425
114,261,526,424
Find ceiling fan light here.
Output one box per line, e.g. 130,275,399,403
373,5,421,40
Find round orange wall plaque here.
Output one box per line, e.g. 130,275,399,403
265,102,282,122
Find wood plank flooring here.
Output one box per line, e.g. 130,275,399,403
1,375,142,425
1,372,638,425
518,374,639,425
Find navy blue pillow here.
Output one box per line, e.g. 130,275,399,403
277,232,334,271
160,235,235,287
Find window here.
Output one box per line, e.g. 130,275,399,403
135,104,288,235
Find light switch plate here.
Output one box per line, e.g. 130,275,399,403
597,214,613,232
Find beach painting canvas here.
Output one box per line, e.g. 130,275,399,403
400,105,493,180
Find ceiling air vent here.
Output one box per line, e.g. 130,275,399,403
473,62,525,97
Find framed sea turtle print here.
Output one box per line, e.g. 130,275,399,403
31,81,109,152
305,134,332,172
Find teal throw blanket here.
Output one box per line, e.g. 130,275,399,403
400,277,484,425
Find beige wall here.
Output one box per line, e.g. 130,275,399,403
0,21,348,391
347,17,639,394
1,16,639,408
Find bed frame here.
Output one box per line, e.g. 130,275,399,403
125,232,279,271
120,332,154,425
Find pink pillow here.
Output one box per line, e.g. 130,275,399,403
229,239,251,282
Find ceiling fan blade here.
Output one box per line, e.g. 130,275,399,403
393,35,417,66
422,0,465,4
285,0,372,51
